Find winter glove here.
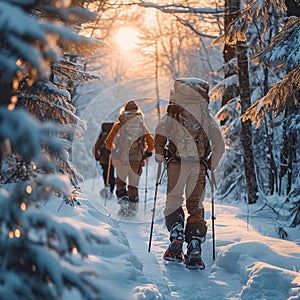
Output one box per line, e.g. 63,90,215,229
143,151,152,160
155,154,165,164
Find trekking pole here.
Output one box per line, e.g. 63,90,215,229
144,158,149,215
206,168,217,260
211,169,216,260
148,162,162,252
105,153,112,207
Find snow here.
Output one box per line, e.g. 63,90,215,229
42,166,300,300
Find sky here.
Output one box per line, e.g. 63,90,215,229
45,158,300,300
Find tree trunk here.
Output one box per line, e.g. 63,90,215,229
236,41,258,204
221,0,240,125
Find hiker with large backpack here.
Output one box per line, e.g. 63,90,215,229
105,100,154,215
93,122,116,198
154,78,225,269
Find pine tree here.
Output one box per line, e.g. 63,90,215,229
240,2,300,226
0,1,106,298
0,108,105,299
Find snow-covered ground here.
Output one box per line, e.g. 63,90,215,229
45,162,300,300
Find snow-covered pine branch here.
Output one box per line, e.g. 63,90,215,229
0,0,99,106
241,66,300,127
0,108,105,299
252,17,300,70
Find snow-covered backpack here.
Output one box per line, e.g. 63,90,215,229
113,111,145,163
166,78,212,161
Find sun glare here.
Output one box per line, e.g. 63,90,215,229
115,27,140,51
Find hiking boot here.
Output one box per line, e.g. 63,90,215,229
184,237,205,270
185,215,207,244
163,222,184,262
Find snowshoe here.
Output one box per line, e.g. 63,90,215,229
184,238,205,270
163,222,184,263
163,240,184,262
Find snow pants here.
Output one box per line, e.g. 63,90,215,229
115,162,142,203
164,160,207,243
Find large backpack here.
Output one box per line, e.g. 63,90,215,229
112,111,145,163
166,78,212,161
94,122,114,163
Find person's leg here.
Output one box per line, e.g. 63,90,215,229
109,165,116,193
164,161,186,231
183,164,207,269
185,163,207,243
115,165,128,199
101,164,108,186
127,163,141,211
185,163,206,221
163,161,187,262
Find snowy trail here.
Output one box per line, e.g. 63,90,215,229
83,180,222,299
81,177,300,300
83,177,243,299
118,201,240,300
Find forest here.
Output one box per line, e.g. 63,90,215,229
0,0,299,299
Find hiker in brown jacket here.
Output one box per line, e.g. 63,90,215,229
105,100,154,215
155,78,225,269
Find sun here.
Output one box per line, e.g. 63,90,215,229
115,27,140,51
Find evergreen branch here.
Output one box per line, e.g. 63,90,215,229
241,66,300,127
18,96,81,125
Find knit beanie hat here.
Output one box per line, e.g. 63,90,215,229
124,100,138,111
